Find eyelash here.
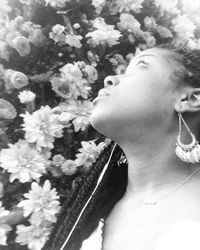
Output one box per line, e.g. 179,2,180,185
136,60,148,66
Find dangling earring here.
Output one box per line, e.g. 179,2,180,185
175,112,200,163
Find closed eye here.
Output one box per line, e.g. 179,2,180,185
125,58,150,74
136,60,149,66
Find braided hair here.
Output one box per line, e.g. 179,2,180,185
157,44,200,88
160,45,200,126
43,141,128,250
175,48,200,88
43,45,200,250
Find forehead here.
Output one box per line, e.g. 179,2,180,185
135,47,171,58
126,48,174,72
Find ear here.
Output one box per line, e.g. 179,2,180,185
174,88,200,113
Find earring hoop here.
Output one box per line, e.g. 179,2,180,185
175,113,200,163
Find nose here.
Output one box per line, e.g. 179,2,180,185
104,75,120,88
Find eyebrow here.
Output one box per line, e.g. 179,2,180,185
136,53,157,59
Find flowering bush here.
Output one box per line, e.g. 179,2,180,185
0,0,200,249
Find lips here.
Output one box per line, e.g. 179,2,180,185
97,88,110,97
92,88,110,104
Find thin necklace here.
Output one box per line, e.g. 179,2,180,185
134,166,200,206
100,167,200,249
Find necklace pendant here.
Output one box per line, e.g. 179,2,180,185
144,201,157,205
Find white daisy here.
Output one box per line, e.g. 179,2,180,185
17,180,61,226
76,140,106,170
0,140,49,183
16,223,52,250
86,17,122,47
21,106,64,150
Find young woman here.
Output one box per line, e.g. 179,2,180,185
43,45,200,250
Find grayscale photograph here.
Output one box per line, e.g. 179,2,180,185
0,0,200,250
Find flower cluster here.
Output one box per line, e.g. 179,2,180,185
0,14,44,60
16,180,61,250
59,140,108,175
56,99,94,132
144,16,173,39
49,140,108,176
117,13,141,34
108,53,134,74
86,17,122,47
51,61,98,100
49,24,83,48
0,0,200,249
172,14,196,46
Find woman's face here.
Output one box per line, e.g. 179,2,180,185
90,48,179,140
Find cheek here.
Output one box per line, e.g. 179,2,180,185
112,79,163,117
90,86,155,131
90,75,172,131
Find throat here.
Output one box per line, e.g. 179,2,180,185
124,162,200,205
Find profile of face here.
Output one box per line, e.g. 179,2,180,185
89,47,187,142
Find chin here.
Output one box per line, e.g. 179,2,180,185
89,108,118,140
89,110,107,133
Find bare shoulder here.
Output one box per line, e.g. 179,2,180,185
155,220,200,250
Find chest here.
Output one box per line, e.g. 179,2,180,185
102,199,200,250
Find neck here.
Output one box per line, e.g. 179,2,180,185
116,132,200,201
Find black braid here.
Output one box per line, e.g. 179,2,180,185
46,175,85,247
174,48,200,87
72,144,127,248
157,44,200,87
42,141,127,250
